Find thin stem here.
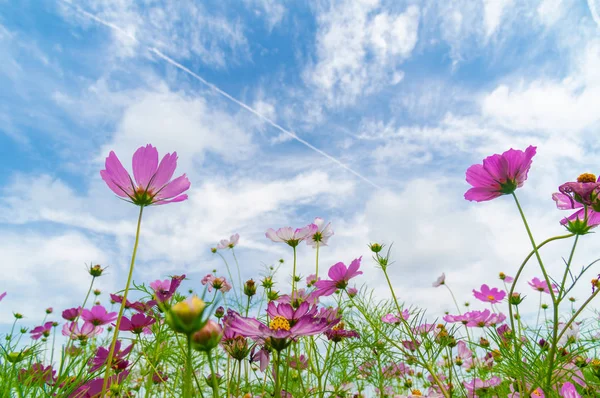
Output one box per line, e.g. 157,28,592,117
444,284,462,314
216,251,240,308
315,242,320,279
291,246,298,294
232,248,244,305
273,350,282,398
101,206,144,395
207,350,220,398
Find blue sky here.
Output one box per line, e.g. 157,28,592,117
2,0,600,328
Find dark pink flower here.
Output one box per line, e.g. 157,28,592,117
69,370,129,398
150,274,186,302
265,224,318,247
19,363,55,386
314,257,363,297
558,173,600,207
89,340,133,372
325,323,360,343
464,145,536,202
249,345,270,372
110,294,133,308
130,300,157,314
552,192,600,231
80,305,117,326
119,313,156,334
528,277,558,294
100,144,190,206
62,307,82,321
30,322,53,340
472,284,506,304
382,310,410,324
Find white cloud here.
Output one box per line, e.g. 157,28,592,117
304,1,419,107
483,0,514,38
537,0,565,26
244,0,286,30
482,40,600,134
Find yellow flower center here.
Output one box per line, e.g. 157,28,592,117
411,389,422,396
577,173,597,183
269,316,291,331
487,295,495,301
532,390,543,396
332,321,345,331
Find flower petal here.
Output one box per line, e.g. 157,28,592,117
152,152,178,189
154,174,190,202
132,144,159,190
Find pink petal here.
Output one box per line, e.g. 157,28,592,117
265,228,282,242
327,262,347,281
132,144,159,190
552,192,582,210
464,187,503,202
346,257,362,277
482,153,509,182
154,174,190,202
101,151,135,197
152,152,178,189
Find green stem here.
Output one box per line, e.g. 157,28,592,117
291,246,298,294
559,234,579,301
184,334,193,398
207,350,219,398
101,206,144,395
315,242,320,279
273,350,282,398
216,251,240,308
232,248,244,305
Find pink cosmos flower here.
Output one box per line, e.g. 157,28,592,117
265,223,318,247
19,363,55,386
201,274,232,293
473,284,506,304
110,293,133,308
306,274,319,287
314,257,363,297
100,144,190,206
217,233,240,250
289,354,309,370
412,323,437,335
464,145,536,202
552,192,600,229
80,305,117,326
277,288,319,307
432,273,445,287
528,277,558,294
560,383,581,398
444,309,506,328
119,313,156,334
89,340,133,372
30,322,54,340
306,217,334,248
130,300,157,314
382,310,410,324
463,376,501,397
62,321,103,341
150,274,186,302
70,370,129,398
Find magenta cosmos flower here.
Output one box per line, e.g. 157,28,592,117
119,313,156,334
464,145,536,202
314,257,363,297
30,322,54,340
444,309,506,328
473,284,506,304
89,340,133,372
80,305,117,326
561,383,581,398
70,370,129,398
528,277,558,294
265,223,318,247
150,274,186,302
552,174,600,231
100,144,190,206
224,303,340,351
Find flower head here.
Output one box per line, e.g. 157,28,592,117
560,382,581,398
150,274,186,302
217,233,240,250
473,284,506,304
552,190,600,233
444,309,506,328
463,376,501,397
314,257,363,297
528,277,558,295
100,144,190,206
80,305,117,326
464,145,536,202
62,321,103,343
167,295,207,334
306,217,334,248
201,274,232,293
89,340,133,372
432,273,446,287
30,322,53,340
265,224,318,247
119,313,156,334
62,307,82,322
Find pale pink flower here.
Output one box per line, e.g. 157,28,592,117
306,217,334,248
217,233,240,250
265,224,318,247
432,273,445,287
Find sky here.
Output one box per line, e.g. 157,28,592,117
1,0,600,331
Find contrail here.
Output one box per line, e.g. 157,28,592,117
60,1,383,190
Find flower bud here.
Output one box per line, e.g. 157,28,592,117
214,306,225,319
166,296,206,335
347,287,358,298
244,279,257,297
479,337,490,348
369,243,383,253
210,247,217,253
45,308,53,314
267,291,279,301
261,277,274,289
88,264,106,277
192,320,223,352
509,292,524,305
14,313,23,319
204,373,222,387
